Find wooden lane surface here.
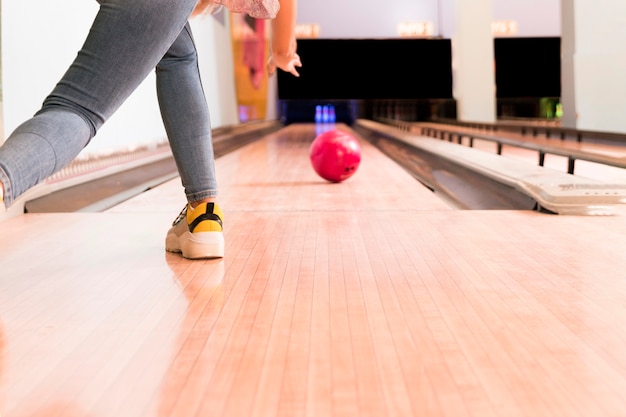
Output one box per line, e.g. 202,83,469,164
107,123,452,214
2,124,626,416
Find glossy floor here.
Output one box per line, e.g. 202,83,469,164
1,124,626,417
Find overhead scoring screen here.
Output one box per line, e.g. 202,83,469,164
277,38,454,100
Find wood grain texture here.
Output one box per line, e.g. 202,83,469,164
1,124,626,417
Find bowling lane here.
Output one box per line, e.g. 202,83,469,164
108,123,452,214
3,123,626,417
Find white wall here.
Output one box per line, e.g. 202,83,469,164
298,0,440,38
2,1,97,146
561,0,626,133
452,0,496,123
491,0,560,37
191,11,240,130
0,1,238,156
297,0,561,39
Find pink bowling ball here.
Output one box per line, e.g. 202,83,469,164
309,129,361,182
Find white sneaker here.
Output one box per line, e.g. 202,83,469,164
165,202,225,259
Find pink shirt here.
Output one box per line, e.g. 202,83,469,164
208,0,279,19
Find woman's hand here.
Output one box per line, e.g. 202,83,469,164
267,51,302,77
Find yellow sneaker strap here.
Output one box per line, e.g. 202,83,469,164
189,203,223,232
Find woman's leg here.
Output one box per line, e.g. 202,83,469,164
159,23,224,259
156,23,218,205
0,111,91,207
0,0,197,207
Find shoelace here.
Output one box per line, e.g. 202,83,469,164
172,205,188,226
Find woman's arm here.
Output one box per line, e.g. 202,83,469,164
192,0,301,76
267,0,301,76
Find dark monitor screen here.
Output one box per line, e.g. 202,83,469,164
277,38,454,100
494,37,561,98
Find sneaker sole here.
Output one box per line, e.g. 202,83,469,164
166,231,224,259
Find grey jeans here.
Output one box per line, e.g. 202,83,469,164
0,0,218,207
